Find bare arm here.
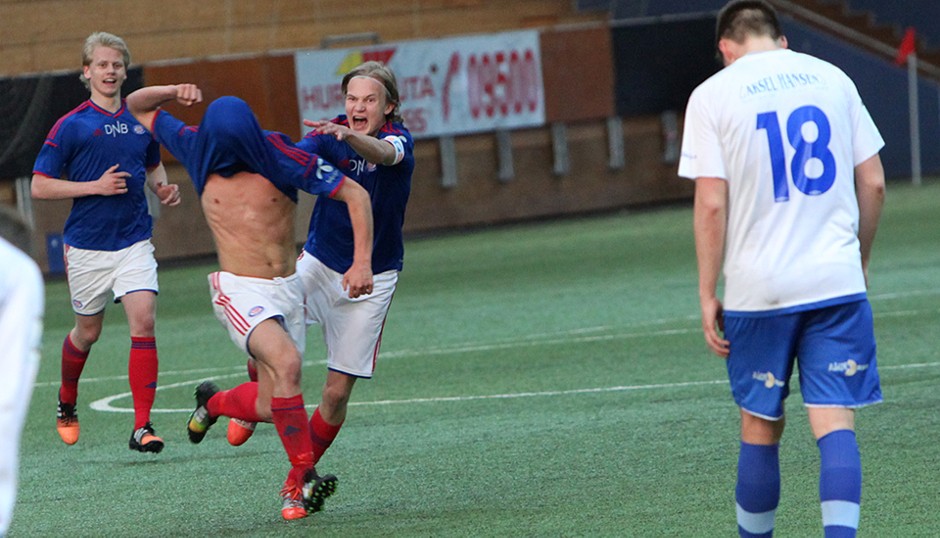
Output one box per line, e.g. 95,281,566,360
854,154,885,284
693,176,730,358
303,119,399,166
126,84,202,132
31,165,130,200
330,178,375,297
145,162,181,206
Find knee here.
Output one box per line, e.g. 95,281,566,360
270,358,303,393
321,381,352,410
72,325,102,349
130,316,156,337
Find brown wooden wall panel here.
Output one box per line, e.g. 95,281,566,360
541,26,614,123
1,0,608,76
142,54,300,139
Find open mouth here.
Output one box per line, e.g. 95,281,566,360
351,116,369,130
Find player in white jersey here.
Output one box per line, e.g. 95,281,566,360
677,2,885,536
0,206,44,537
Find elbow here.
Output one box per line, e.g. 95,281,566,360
30,176,47,199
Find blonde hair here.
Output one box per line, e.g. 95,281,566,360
79,32,131,90
341,61,403,124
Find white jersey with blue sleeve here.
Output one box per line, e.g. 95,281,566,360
678,49,884,314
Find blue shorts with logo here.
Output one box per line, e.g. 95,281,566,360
723,298,882,420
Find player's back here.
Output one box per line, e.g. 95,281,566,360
685,48,883,312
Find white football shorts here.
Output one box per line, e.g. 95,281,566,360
208,271,306,356
65,239,158,315
297,250,397,378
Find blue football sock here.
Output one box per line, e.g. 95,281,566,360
736,442,780,537
818,429,861,538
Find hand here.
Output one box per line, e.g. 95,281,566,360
155,183,181,206
95,164,131,196
174,84,202,106
342,261,374,298
303,119,350,141
700,295,730,358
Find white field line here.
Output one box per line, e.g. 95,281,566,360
28,297,937,414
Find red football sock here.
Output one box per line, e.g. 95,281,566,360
246,359,258,382
271,394,315,476
310,407,344,465
208,382,265,422
128,336,158,429
59,334,89,404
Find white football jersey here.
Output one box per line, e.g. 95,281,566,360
0,237,43,536
678,48,884,312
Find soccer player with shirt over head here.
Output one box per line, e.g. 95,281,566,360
31,32,181,453
225,62,415,490
678,2,886,536
126,83,374,520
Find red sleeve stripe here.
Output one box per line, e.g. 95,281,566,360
267,134,311,166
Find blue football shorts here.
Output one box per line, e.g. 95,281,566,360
723,299,882,420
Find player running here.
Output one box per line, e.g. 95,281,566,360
225,63,415,497
31,32,181,453
125,84,374,520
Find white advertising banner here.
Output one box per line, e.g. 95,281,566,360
294,30,545,139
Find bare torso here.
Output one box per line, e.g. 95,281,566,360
201,172,297,279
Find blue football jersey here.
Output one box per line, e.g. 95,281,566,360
298,116,414,274
150,97,345,203
33,100,161,251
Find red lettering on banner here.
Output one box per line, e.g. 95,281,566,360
442,52,461,121
465,47,539,121
400,76,436,102
300,83,345,113
401,107,428,134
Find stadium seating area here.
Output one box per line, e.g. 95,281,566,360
844,0,940,49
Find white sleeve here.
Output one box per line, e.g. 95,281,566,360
0,242,43,536
678,86,727,181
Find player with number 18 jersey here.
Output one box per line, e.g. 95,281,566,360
678,48,884,314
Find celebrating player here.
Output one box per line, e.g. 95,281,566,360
31,32,181,453
678,2,886,536
125,83,373,520
225,62,415,492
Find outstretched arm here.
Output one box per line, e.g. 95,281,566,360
126,84,203,132
303,119,400,166
329,178,374,298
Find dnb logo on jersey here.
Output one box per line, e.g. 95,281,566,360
248,306,265,317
